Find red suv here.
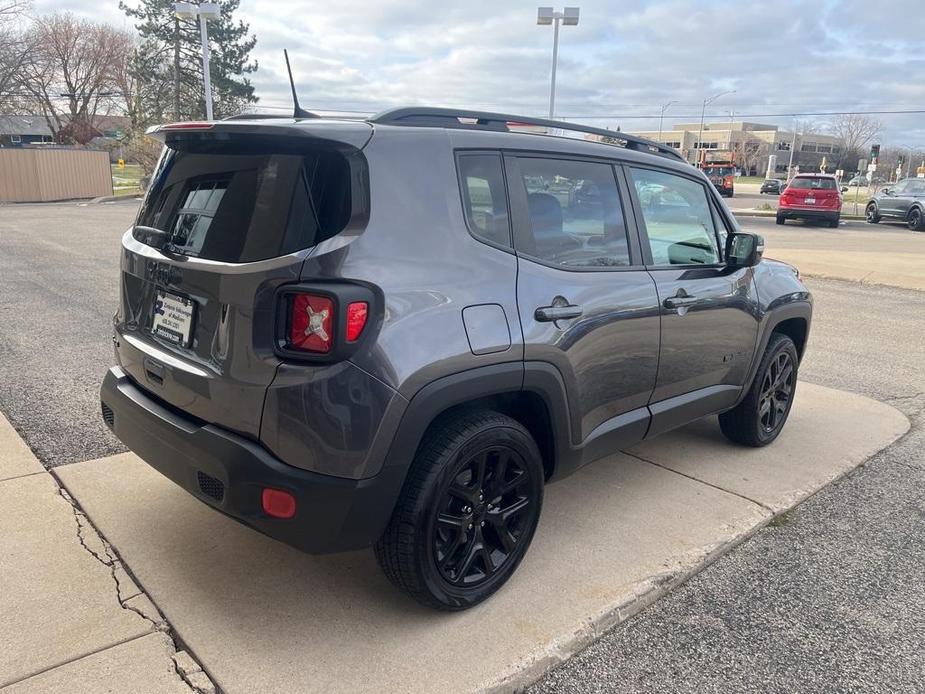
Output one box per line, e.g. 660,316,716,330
777,174,844,228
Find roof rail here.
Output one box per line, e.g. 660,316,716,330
223,112,318,121
368,107,685,162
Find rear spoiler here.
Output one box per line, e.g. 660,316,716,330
145,119,374,150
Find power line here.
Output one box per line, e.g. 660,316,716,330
558,109,925,120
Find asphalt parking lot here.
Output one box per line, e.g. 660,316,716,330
1,199,923,692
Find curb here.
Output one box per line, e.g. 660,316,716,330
89,194,143,204
732,209,866,221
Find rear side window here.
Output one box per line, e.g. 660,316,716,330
457,153,511,247
137,141,360,262
629,167,720,266
514,157,631,268
789,177,836,190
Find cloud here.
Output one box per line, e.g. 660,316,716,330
28,0,925,144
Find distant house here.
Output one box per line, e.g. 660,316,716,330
0,116,54,147
0,114,131,149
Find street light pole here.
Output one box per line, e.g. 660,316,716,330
537,7,579,119
658,100,677,142
199,15,213,121
696,89,735,165
787,119,798,177
174,2,221,121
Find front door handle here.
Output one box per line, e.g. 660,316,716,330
535,304,583,322
663,296,698,309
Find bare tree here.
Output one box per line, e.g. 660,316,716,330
731,138,768,176
0,0,33,107
21,13,132,143
831,114,882,160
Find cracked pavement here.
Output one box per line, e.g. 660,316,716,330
531,278,925,693
0,412,215,693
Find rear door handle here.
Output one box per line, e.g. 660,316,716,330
535,304,583,322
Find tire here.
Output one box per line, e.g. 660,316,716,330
908,207,925,231
866,203,881,224
374,410,544,610
719,333,799,447
828,216,840,228
776,213,785,225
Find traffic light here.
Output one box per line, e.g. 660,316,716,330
870,144,880,161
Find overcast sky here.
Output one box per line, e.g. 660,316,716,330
33,0,925,145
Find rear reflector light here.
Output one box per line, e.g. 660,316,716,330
289,294,334,353
262,488,296,519
346,301,368,342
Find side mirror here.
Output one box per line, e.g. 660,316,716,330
725,232,764,268
841,186,848,193
882,188,891,196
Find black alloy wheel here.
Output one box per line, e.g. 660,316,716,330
866,203,881,223
375,410,544,610
908,207,924,231
432,445,536,587
719,332,799,447
757,350,794,436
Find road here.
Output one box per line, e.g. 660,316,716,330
724,182,875,216
0,201,128,465
2,199,924,692
739,215,925,291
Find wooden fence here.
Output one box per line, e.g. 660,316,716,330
0,148,113,202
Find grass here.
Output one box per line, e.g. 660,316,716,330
112,163,144,197
768,509,796,527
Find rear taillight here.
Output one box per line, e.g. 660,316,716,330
289,294,334,353
280,289,373,358
346,302,368,342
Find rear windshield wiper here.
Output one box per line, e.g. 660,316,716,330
133,225,170,251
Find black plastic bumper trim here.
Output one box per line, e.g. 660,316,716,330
100,366,404,554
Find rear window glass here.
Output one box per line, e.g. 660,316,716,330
789,177,836,190
137,141,359,262
707,167,734,176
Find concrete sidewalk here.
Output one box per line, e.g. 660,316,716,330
47,382,906,694
0,414,214,693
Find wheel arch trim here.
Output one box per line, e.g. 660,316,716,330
735,299,812,409
380,361,577,495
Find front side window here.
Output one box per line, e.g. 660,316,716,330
629,167,720,266
889,180,909,195
515,157,630,268
457,153,511,247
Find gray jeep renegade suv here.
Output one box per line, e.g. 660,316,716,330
100,107,812,610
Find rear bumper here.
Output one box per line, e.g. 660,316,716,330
778,207,839,221
100,367,406,554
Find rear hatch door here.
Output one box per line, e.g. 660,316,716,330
115,121,370,438
782,176,840,209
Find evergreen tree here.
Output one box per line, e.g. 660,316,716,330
120,0,257,121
